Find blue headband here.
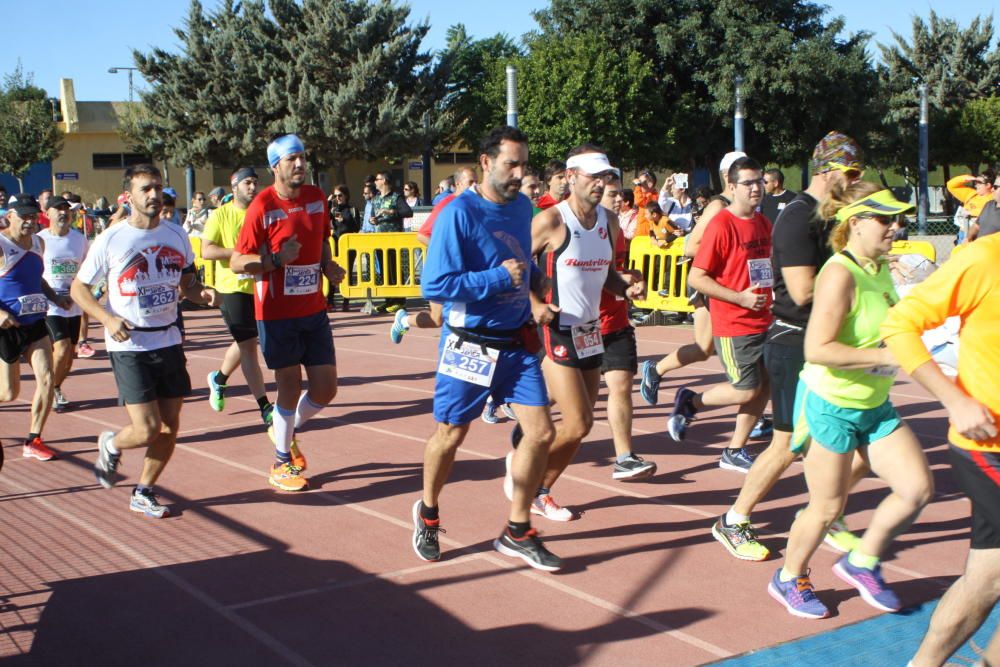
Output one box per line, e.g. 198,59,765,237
267,134,305,167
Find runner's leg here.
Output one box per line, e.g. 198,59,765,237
138,396,183,487
27,338,55,435
422,422,472,509
507,403,556,523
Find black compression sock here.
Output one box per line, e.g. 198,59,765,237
507,520,531,538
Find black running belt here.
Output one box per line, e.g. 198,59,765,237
130,324,177,332
448,325,523,350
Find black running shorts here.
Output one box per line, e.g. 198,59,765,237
949,444,1000,550
600,326,638,375
109,344,192,405
220,292,258,343
46,315,82,345
0,319,49,364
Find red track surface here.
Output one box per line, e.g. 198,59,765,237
0,307,968,666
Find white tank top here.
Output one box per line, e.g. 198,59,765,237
39,228,88,317
545,200,614,328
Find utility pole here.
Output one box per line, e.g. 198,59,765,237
917,83,929,234
506,66,518,128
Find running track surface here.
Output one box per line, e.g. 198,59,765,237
0,305,985,666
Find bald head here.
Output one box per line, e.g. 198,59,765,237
455,167,477,194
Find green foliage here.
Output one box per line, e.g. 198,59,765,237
128,0,449,178
877,11,1000,171
0,63,63,187
959,96,1000,165
531,0,878,173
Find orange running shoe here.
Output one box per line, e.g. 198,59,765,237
269,462,308,492
23,437,56,461
266,427,306,471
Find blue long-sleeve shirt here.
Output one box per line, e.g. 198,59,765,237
422,190,533,331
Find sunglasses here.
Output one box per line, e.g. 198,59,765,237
827,162,863,180
856,214,894,225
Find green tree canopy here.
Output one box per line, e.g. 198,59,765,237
0,63,63,191
126,0,450,182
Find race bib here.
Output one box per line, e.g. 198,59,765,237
136,284,177,316
50,258,79,278
437,333,498,387
866,365,899,379
18,293,48,315
747,258,774,288
284,264,320,295
571,322,604,359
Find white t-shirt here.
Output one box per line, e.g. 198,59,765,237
77,221,194,352
39,228,88,317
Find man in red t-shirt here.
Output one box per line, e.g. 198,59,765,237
536,159,567,210
667,156,773,474
231,134,346,493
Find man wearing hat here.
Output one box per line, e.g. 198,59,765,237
200,167,275,431
1,194,71,462
231,134,346,492
511,144,645,521
38,195,89,413
208,186,227,209
711,131,868,561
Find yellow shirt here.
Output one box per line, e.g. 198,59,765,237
881,234,1000,452
202,203,253,294
946,174,991,217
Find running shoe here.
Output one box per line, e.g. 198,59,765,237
411,499,444,562
833,555,902,612
389,308,408,344
501,403,517,421
54,387,69,413
76,341,96,358
503,451,515,501
510,422,523,449
385,303,404,314
206,371,226,412
531,494,574,522
639,360,661,406
719,447,756,473
795,510,861,553
269,462,308,492
481,397,500,424
494,527,563,572
130,489,171,518
666,387,697,442
94,431,121,488
261,403,274,428
711,516,770,561
750,415,774,439
612,453,657,481
22,437,56,461
767,568,830,619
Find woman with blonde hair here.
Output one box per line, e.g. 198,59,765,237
769,182,934,619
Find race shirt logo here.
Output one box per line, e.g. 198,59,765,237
552,344,569,360
117,245,184,316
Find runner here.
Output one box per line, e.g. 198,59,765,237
713,132,868,560
639,152,744,409
599,177,656,480
666,156,773,473
231,134,346,492
1,194,65,461
73,165,220,518
200,167,274,428
768,183,931,619
410,125,563,571
511,145,644,520
38,195,88,413
882,232,1000,666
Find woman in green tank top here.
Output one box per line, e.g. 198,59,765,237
768,182,934,620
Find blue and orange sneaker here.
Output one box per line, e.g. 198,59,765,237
768,568,830,619
833,555,902,612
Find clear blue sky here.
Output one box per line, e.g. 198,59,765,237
1,0,985,101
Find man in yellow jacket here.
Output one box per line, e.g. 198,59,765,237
882,233,1000,667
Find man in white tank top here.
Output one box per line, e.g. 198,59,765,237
38,196,88,412
506,146,645,521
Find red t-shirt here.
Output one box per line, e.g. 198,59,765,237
37,213,50,229
600,229,630,334
537,192,560,210
417,192,456,239
235,184,331,321
693,208,773,337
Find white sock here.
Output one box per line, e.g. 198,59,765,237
294,392,325,430
107,436,120,456
401,314,410,329
726,508,749,526
273,405,295,455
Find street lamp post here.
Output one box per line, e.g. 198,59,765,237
108,67,139,103
734,75,745,153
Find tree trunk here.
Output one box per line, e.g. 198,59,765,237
332,160,347,189
15,175,23,192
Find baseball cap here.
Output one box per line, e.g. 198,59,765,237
811,131,864,174
46,195,72,210
7,193,41,216
719,151,747,175
566,152,621,179
163,187,178,198
834,189,913,223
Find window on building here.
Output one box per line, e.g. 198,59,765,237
92,153,153,169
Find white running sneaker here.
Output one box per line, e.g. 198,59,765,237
531,494,574,522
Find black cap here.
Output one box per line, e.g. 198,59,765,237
7,193,40,216
46,195,72,210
